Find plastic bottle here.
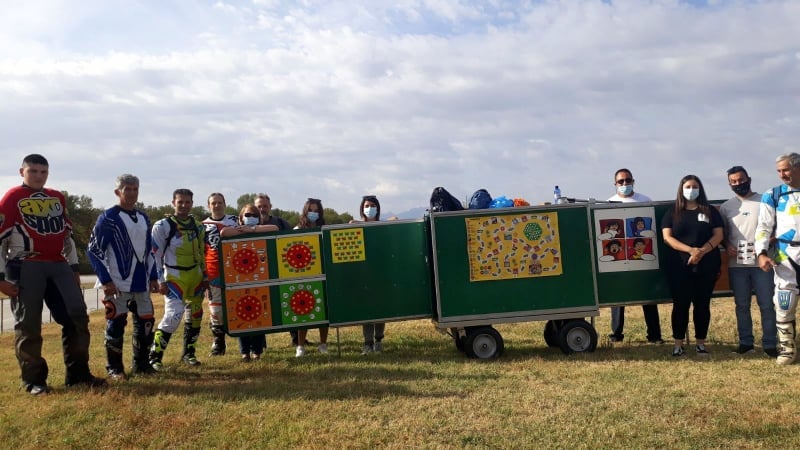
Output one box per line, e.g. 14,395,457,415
553,185,561,204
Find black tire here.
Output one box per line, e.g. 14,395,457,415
557,320,598,354
450,327,466,352
543,320,562,348
465,326,504,359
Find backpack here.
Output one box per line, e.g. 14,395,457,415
468,189,492,209
429,187,464,212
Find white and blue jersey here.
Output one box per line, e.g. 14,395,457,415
87,205,158,292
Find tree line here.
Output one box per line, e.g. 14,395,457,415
66,192,354,273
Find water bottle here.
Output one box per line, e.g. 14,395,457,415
553,185,561,204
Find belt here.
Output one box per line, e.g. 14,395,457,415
165,263,198,271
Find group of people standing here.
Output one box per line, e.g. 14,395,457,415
2,151,800,396
606,153,797,364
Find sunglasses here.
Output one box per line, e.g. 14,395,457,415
615,178,634,185
243,213,259,218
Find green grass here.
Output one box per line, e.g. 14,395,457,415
1,297,799,449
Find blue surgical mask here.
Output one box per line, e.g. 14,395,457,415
364,206,377,219
617,184,634,196
307,211,319,222
682,188,700,201
243,216,260,226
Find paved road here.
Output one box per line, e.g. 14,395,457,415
0,275,104,334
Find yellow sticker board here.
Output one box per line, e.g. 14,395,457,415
276,235,323,279
330,228,366,263
222,239,269,284
466,212,562,282
225,285,272,332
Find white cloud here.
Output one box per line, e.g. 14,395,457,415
0,0,798,215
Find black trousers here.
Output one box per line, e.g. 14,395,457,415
667,264,718,341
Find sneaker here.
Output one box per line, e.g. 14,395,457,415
648,339,665,345
318,343,328,354
209,346,226,357
132,364,157,375
672,346,685,357
182,354,201,366
732,344,755,354
108,369,127,381
696,344,710,355
28,384,50,396
373,341,383,353
361,344,373,355
251,353,261,361
608,334,623,343
295,346,305,358
765,347,779,358
241,354,251,363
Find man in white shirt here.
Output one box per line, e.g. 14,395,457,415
607,168,663,344
720,166,777,357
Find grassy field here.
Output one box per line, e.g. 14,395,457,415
0,296,799,449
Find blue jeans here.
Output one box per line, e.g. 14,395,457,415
729,266,776,348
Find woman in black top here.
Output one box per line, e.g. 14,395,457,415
661,175,724,357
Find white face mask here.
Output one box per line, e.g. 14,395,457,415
364,206,377,219
243,216,260,226
682,187,700,201
617,184,634,196
306,211,319,222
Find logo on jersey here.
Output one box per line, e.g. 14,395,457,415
18,192,66,235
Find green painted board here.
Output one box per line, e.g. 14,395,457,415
220,229,329,336
592,201,729,306
431,205,598,322
322,219,434,326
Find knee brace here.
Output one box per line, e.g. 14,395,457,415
105,314,127,340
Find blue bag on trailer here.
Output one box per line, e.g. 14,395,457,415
469,189,492,209
488,196,514,208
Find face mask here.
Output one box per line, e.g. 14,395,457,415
306,211,319,222
683,188,700,201
731,181,751,197
243,216,260,226
617,184,634,196
364,206,377,219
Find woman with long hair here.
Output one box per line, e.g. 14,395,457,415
293,198,329,357
661,175,724,357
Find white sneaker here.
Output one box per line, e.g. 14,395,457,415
295,346,305,358
373,341,383,353
318,343,328,354
361,344,373,355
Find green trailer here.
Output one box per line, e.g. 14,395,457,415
429,204,600,358
219,201,729,360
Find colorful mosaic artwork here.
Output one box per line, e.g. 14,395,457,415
225,285,272,332
279,281,326,324
466,212,562,282
276,235,322,278
222,239,269,284
330,228,366,263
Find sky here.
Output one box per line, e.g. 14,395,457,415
1,0,798,217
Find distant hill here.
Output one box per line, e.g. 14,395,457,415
385,207,427,220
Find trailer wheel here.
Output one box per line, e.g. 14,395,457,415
450,327,466,352
557,320,597,354
465,327,504,359
543,320,562,347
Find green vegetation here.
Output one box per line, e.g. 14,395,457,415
1,298,798,449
